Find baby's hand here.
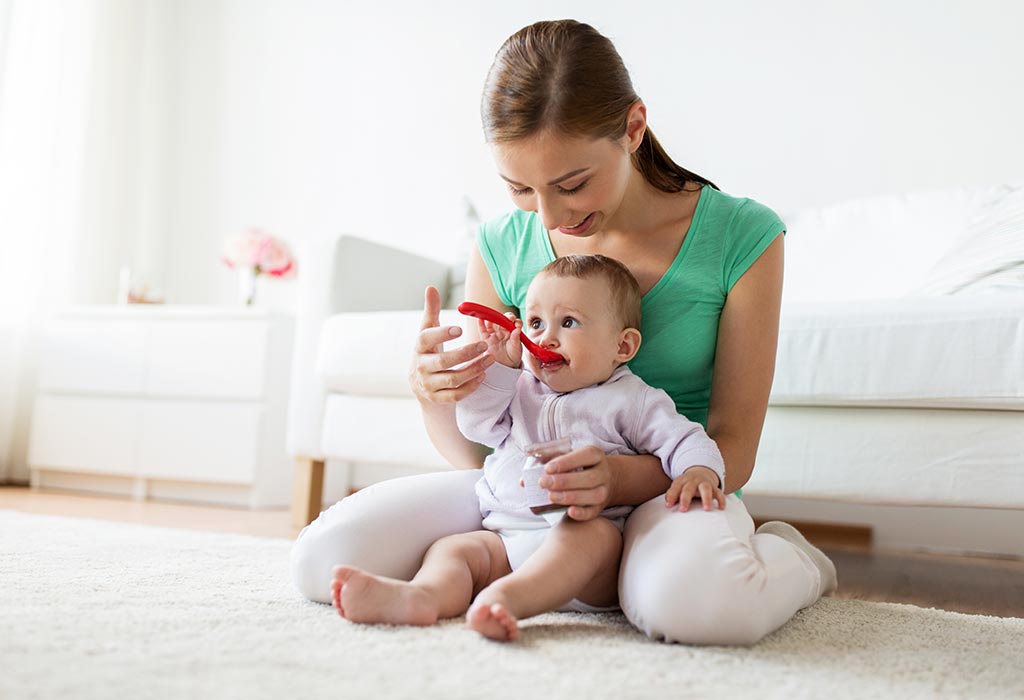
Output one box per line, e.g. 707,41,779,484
477,314,523,368
665,466,725,512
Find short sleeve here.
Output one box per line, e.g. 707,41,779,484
722,199,786,292
475,209,553,312
477,212,517,308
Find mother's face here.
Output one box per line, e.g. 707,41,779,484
490,129,633,237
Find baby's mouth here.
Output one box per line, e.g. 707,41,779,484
540,358,567,370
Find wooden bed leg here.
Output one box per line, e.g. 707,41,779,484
291,458,325,529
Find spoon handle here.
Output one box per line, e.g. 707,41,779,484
457,301,563,363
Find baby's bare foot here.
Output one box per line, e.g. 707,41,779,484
467,600,519,641
331,565,438,626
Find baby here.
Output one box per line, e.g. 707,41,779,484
330,254,725,641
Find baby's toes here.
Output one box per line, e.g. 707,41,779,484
491,604,520,641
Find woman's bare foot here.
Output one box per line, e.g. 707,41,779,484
330,565,439,626
466,599,519,641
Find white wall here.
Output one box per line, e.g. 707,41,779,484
93,0,1024,307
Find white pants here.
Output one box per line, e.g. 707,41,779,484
290,469,822,645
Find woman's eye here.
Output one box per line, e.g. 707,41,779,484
561,317,580,328
557,181,588,195
508,184,533,197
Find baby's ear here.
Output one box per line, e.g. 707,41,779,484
616,328,642,362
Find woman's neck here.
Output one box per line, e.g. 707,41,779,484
602,168,699,242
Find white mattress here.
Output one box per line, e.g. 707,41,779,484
772,294,1024,409
749,405,1024,508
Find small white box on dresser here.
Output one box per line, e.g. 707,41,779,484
28,305,295,508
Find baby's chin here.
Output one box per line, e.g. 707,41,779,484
528,358,587,392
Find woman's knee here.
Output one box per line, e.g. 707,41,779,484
622,553,775,645
619,497,773,645
289,469,485,604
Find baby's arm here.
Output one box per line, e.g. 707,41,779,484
454,362,522,448
630,386,726,510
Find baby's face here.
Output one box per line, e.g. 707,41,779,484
521,273,633,393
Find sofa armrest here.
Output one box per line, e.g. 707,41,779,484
286,234,453,460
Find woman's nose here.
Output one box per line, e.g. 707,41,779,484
535,196,565,232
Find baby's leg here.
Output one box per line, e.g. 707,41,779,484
467,517,622,641
332,529,511,625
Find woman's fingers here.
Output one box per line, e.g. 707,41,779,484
539,464,604,491
544,445,603,474
548,484,610,508
566,505,602,522
422,352,494,391
430,373,488,402
416,324,468,354
425,341,489,373
420,286,443,331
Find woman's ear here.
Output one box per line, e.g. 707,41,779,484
624,101,647,154
616,327,642,363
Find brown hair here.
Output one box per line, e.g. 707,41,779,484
539,254,642,330
482,19,718,194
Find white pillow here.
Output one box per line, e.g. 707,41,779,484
913,183,1024,296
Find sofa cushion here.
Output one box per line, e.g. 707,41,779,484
317,310,469,397
321,297,1024,409
782,184,1004,303
771,294,1024,409
320,394,450,468
912,183,1024,296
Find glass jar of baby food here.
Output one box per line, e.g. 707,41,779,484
520,437,573,516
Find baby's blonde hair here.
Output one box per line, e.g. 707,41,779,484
538,254,642,330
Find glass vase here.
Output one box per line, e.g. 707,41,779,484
238,267,258,306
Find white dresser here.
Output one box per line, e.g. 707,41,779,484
28,306,295,508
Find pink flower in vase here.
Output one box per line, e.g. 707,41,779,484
258,237,296,278
222,228,297,305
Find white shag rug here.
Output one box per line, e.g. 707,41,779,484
2,509,1022,700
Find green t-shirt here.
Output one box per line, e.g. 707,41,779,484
477,185,786,432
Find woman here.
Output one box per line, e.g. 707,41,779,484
291,19,836,645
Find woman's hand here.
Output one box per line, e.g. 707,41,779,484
409,286,495,404
664,466,726,512
538,445,616,521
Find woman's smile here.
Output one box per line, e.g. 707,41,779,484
557,212,596,235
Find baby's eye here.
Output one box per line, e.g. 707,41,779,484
528,317,545,330
561,317,580,329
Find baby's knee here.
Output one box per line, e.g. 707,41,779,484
560,515,623,560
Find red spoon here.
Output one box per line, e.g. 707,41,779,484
457,301,565,364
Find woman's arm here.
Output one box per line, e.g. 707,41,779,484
706,234,784,493
410,243,514,469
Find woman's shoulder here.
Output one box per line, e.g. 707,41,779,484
698,187,786,292
479,209,540,245
701,186,785,233
476,208,549,310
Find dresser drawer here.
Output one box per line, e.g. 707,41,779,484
28,396,141,475
38,320,146,394
138,402,262,484
146,321,269,399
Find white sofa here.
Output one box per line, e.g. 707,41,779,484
286,184,1024,556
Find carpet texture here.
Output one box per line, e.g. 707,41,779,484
2,509,1022,700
